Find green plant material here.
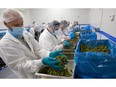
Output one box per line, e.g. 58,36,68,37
65,54,74,60
38,55,72,77
55,55,67,66
80,44,110,54
62,49,74,60
69,37,78,44
65,37,78,49
47,67,71,77
47,55,71,77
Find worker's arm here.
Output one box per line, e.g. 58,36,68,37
0,44,43,73
39,36,63,52
0,44,62,73
27,32,50,58
29,27,35,37
27,32,63,58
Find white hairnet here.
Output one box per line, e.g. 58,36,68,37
60,20,67,25
60,20,68,27
2,8,24,23
48,20,60,28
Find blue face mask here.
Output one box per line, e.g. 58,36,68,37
9,27,24,38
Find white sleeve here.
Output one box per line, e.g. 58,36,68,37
39,36,64,52
57,35,70,42
29,28,35,37
0,44,43,73
28,33,50,58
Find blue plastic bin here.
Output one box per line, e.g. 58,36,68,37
74,39,116,78
80,32,97,40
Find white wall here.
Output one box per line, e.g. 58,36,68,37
89,9,103,27
101,9,116,37
89,9,116,39
0,9,6,28
29,8,90,25
23,9,31,26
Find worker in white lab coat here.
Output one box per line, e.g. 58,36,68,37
34,25,43,41
56,20,76,41
0,9,63,78
30,24,48,42
39,20,70,52
29,21,38,39
68,21,80,36
41,22,48,30
29,27,35,38
30,25,44,41
69,21,78,31
29,21,40,37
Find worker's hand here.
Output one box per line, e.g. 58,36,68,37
42,57,63,70
49,50,62,57
63,40,70,48
68,32,76,39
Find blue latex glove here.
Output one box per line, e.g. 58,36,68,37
68,32,76,39
63,41,70,48
42,57,63,70
49,50,62,57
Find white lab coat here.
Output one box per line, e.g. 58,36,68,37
29,27,35,38
34,25,42,32
55,29,70,41
39,29,63,52
41,24,48,30
0,30,50,78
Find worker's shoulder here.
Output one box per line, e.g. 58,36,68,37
39,31,51,39
39,30,47,36
23,30,33,37
0,34,12,43
0,32,19,46
0,37,16,48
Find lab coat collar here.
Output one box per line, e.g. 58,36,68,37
45,29,57,38
4,30,34,53
22,31,34,53
4,30,22,44
45,29,53,36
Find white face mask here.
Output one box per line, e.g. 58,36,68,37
52,28,60,35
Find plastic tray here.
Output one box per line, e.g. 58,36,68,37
35,60,74,79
